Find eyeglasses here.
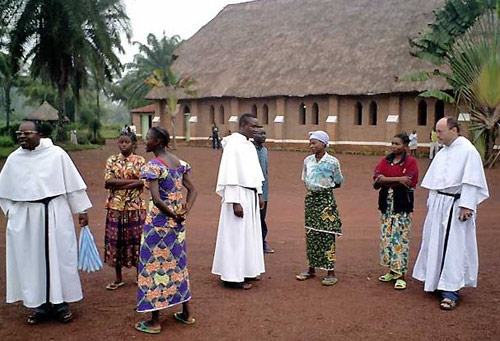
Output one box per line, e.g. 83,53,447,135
15,130,39,136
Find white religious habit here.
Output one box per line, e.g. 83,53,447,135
412,136,489,292
212,132,266,282
0,138,92,308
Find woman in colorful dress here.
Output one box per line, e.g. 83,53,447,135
135,127,198,335
104,132,145,290
373,133,418,290
296,131,343,286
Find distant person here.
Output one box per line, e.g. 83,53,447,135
0,121,92,324
373,133,418,290
253,127,274,254
129,123,137,135
122,124,130,134
212,124,221,149
413,117,489,311
70,130,78,145
135,127,198,334
212,113,265,290
296,131,343,286
429,127,439,160
104,132,145,291
409,130,418,156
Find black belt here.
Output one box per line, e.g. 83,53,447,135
28,195,60,304
242,186,257,193
437,191,461,200
437,191,460,276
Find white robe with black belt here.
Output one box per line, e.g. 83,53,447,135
212,133,265,282
412,136,489,292
0,139,92,308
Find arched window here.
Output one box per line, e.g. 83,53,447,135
183,105,190,114
263,104,269,125
355,102,363,125
219,105,225,124
312,103,319,125
209,105,215,124
252,104,258,117
299,103,306,125
369,102,377,125
435,100,445,123
418,100,427,126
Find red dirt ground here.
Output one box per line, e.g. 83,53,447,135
0,142,499,340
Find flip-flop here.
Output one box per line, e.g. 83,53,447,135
394,279,407,290
440,298,457,311
135,321,161,334
378,273,401,282
173,312,196,325
321,277,338,286
106,282,125,290
57,310,74,324
296,272,315,281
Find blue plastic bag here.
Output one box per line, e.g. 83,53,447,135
78,225,103,273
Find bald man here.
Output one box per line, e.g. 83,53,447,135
413,117,489,310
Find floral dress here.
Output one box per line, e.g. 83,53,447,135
302,153,343,270
104,153,146,268
136,158,192,313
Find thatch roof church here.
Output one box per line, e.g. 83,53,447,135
145,0,456,150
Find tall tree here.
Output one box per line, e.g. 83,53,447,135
8,0,131,139
114,33,183,109
405,0,500,166
0,52,14,129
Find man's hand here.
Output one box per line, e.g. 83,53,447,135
233,203,244,218
259,195,265,210
78,212,89,227
459,207,473,222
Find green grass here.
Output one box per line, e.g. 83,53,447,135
101,128,121,139
0,146,18,159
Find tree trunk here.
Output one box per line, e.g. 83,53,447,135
4,81,11,130
171,115,177,150
56,83,67,141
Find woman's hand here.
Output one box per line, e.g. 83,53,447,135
397,176,412,188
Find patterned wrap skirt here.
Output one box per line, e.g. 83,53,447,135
379,189,411,275
104,209,145,268
305,188,342,270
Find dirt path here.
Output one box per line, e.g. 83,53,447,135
0,142,499,340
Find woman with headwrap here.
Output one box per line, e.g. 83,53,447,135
296,131,343,286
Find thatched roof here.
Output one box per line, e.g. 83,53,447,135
172,0,449,98
27,101,59,121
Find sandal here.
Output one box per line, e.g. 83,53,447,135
440,298,457,311
394,279,407,290
378,273,401,282
174,312,196,325
296,272,315,281
135,321,161,334
27,311,49,325
56,310,74,324
106,282,125,290
321,277,338,286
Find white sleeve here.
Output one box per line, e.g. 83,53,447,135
257,185,263,195
0,199,14,217
459,184,478,211
223,185,244,204
67,190,93,213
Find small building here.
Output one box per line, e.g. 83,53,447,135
130,104,157,139
27,101,59,121
167,0,461,151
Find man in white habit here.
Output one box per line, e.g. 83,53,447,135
412,117,489,311
212,113,265,290
0,121,92,324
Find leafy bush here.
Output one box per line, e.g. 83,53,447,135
0,135,14,147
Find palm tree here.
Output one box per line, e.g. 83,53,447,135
0,52,14,129
144,67,195,149
115,33,183,109
8,0,130,139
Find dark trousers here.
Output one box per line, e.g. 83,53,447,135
212,134,220,149
260,201,268,249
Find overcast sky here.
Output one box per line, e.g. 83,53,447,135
122,0,249,63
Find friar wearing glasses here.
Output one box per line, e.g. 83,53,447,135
0,121,92,324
